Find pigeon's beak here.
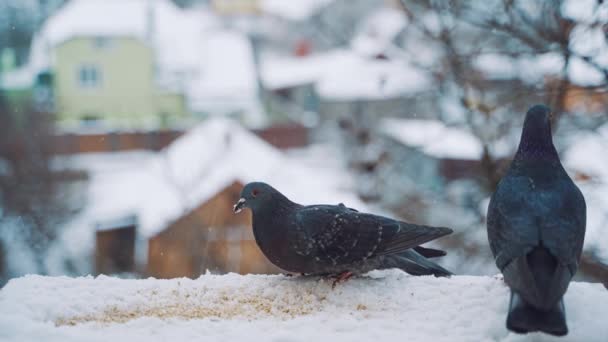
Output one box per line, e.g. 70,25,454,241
233,198,246,214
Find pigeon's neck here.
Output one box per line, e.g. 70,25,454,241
513,125,559,163
250,194,299,265
253,193,298,226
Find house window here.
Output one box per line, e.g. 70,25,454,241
81,114,102,127
78,64,101,88
93,37,113,50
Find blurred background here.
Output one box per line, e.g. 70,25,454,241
0,0,607,286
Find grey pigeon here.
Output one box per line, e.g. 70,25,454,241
233,182,453,284
487,105,586,336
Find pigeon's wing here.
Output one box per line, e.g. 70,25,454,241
488,175,586,272
540,180,586,272
413,246,447,258
488,175,541,270
338,203,358,212
292,205,452,266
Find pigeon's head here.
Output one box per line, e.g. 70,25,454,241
233,182,279,214
517,104,556,155
521,105,553,145
523,104,552,134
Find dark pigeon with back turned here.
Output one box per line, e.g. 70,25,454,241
487,105,586,336
233,182,452,284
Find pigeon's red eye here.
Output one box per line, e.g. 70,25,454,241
252,189,260,197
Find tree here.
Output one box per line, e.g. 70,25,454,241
0,90,71,275
306,0,608,280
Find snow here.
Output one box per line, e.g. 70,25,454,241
0,67,37,90
1,272,607,341
473,52,607,87
315,52,431,100
380,118,486,160
351,7,407,58
186,30,265,127
473,53,564,84
563,124,608,263
474,0,608,87
561,0,608,24
261,0,334,21
261,50,431,100
32,0,214,74
260,53,329,90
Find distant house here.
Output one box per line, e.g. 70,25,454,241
259,6,435,131
212,0,260,15
1,0,264,129
58,118,362,278
379,117,513,180
49,122,307,154
147,181,280,278
95,215,137,275
363,117,515,218
473,53,608,116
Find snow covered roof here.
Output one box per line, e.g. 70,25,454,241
66,118,364,239
2,272,607,341
261,50,431,100
0,67,35,90
260,53,327,90
473,53,563,84
351,7,407,58
260,0,334,21
381,118,491,160
561,0,608,24
23,0,209,77
186,30,265,127
473,52,607,87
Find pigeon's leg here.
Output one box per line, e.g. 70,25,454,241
331,271,354,289
282,273,307,277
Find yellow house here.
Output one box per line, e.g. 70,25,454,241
54,36,187,128
15,0,212,129
212,0,260,15
6,0,266,129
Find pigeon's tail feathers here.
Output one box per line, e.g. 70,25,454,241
507,291,568,336
378,224,453,256
385,250,452,277
503,245,572,311
413,245,447,258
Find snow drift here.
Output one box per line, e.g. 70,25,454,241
0,271,606,341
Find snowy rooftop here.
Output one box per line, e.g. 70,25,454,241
19,0,210,81
351,7,408,58
473,53,607,87
49,119,364,275
185,30,265,126
63,118,364,239
260,0,334,21
1,272,607,341
261,50,431,100
380,118,513,160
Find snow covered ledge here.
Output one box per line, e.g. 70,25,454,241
1,271,606,341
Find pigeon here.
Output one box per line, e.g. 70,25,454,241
233,182,453,284
487,105,586,336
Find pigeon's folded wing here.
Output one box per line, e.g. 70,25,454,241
292,205,452,265
488,176,586,272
